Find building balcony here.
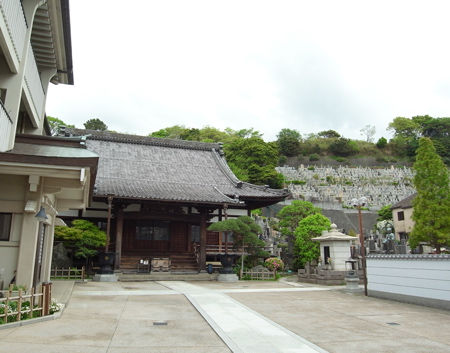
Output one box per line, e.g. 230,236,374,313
23,43,45,124
0,0,27,73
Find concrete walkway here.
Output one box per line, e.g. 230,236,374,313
1,280,449,352
160,281,328,353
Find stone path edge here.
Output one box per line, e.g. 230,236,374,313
223,294,330,353
185,293,245,353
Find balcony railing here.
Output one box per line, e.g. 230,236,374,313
0,0,27,64
24,43,44,122
0,100,13,151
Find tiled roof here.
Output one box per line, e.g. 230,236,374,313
392,193,416,209
66,129,289,205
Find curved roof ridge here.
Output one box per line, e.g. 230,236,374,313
66,128,221,151
211,149,290,197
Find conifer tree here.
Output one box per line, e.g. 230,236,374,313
409,138,450,253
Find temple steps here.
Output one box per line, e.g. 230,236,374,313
119,253,199,272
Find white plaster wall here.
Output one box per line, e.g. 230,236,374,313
393,208,414,239
367,256,450,303
321,241,351,271
0,213,22,289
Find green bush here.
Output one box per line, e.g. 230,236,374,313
309,153,320,161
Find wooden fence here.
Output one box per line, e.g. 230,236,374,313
50,267,85,280
242,270,276,280
0,283,52,324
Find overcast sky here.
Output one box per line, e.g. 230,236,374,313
46,0,450,142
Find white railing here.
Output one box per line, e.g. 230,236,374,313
24,43,44,121
0,0,27,63
0,100,13,151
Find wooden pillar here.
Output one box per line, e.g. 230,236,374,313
105,195,113,252
115,207,124,270
200,209,207,271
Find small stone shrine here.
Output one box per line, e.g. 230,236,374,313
312,224,357,271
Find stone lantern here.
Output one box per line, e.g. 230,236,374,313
312,224,356,271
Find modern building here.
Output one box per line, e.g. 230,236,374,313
0,1,97,290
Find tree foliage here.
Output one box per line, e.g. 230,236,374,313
277,128,302,156
84,118,108,131
54,220,106,259
277,201,321,236
224,137,283,188
294,214,331,268
47,116,74,136
377,204,393,221
409,138,450,252
277,201,321,269
376,137,387,149
317,130,340,138
208,216,267,267
328,137,359,156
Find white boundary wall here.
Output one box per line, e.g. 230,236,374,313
367,254,450,310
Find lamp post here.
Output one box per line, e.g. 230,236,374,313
351,197,368,296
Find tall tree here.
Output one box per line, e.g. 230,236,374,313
409,138,450,253
224,137,283,188
277,128,301,156
294,213,331,268
84,118,108,131
360,125,376,142
277,201,321,268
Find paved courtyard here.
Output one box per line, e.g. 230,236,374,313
0,279,449,353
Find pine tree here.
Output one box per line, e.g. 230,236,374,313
409,138,450,253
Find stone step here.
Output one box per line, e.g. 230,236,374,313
118,272,218,282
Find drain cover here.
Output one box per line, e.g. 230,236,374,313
153,321,168,326
386,322,400,326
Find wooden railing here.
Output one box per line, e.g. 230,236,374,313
242,270,276,280
205,244,245,254
50,267,85,280
0,0,27,64
0,283,52,324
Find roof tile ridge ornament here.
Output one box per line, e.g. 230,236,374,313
66,128,221,151
212,186,241,204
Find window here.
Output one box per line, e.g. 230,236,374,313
135,221,169,241
191,225,200,242
397,211,405,221
0,213,12,241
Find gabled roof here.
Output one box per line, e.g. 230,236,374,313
392,193,416,209
66,129,290,207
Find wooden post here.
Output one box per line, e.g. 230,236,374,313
17,289,22,320
42,282,51,316
115,207,124,270
30,287,35,318
200,209,207,271
105,195,114,252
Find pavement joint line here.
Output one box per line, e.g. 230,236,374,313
106,295,129,353
159,281,330,353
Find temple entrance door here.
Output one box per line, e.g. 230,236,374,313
170,223,187,252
